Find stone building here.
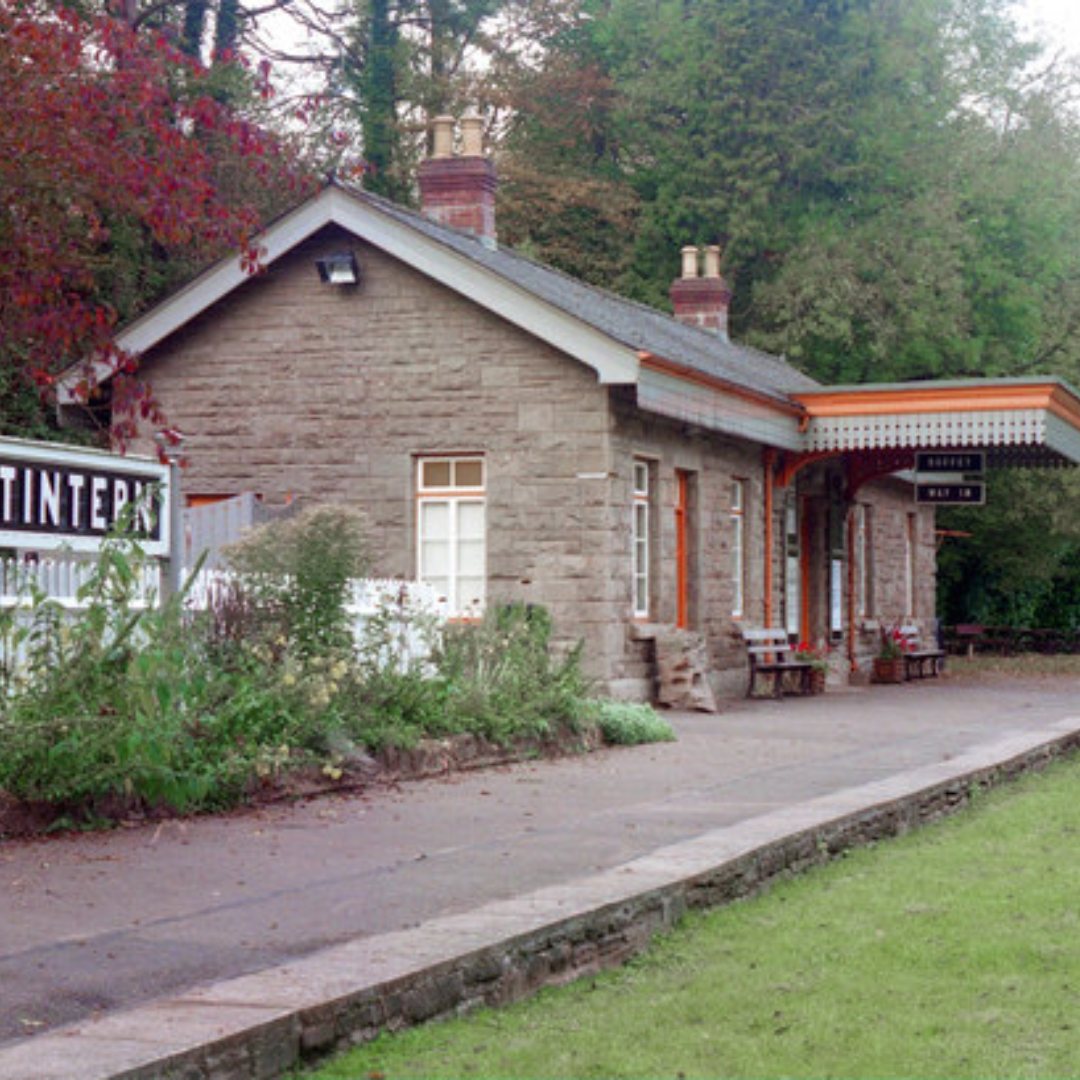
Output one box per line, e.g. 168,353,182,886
60,116,1080,703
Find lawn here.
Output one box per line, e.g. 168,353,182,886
948,653,1080,679
304,754,1080,1079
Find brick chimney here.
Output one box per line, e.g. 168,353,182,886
670,244,732,339
417,114,498,247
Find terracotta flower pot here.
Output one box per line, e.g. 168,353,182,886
872,656,906,684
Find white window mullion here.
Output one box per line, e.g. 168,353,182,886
784,496,801,637
855,504,871,620
417,458,485,616
633,460,650,618
730,480,745,618
905,513,916,618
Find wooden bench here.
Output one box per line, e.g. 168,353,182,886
898,624,946,679
952,623,985,658
742,628,813,698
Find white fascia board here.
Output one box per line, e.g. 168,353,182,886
1046,412,1080,466
805,409,1048,451
0,434,165,474
59,186,639,403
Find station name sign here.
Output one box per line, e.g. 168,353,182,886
0,439,170,556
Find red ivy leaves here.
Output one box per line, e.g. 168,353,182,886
0,0,314,439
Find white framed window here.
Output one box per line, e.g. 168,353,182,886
730,479,746,618
633,460,650,618
417,457,485,616
784,494,801,637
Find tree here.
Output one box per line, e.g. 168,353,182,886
748,2,1080,388
493,0,1080,626
937,471,1080,630
495,9,640,285
495,0,1080,388
0,0,312,440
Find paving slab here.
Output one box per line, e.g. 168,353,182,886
1,674,1078,1075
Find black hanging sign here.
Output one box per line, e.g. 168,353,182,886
915,451,985,474
916,482,985,506
0,438,169,554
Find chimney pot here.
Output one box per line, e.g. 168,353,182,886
460,113,485,157
418,111,498,245
431,115,455,159
671,242,732,339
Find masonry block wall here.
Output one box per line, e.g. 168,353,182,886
129,223,939,701
131,226,624,683
862,479,937,629
607,392,763,699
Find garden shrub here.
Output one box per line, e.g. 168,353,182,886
0,516,670,827
224,504,369,658
435,602,589,744
0,539,325,814
580,699,676,746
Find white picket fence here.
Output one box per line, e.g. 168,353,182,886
183,569,447,664
0,556,160,610
0,557,447,679
0,494,272,608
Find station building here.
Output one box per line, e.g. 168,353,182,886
60,116,1080,704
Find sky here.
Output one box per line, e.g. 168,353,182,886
258,0,1080,107
1018,0,1080,56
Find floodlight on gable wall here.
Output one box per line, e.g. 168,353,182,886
315,252,360,286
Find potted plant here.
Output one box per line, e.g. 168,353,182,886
873,627,908,684
793,640,830,694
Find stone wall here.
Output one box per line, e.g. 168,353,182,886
608,391,764,699
606,396,937,698
132,226,621,682
849,478,938,675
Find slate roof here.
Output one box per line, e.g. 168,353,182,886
344,181,821,403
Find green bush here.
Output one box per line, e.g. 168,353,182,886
435,602,589,744
580,699,677,746
224,504,369,658
0,524,611,824
0,539,325,814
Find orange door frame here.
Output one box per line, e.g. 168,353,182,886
799,498,811,644
847,508,858,671
675,470,689,630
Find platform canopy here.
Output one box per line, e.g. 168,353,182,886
792,378,1080,468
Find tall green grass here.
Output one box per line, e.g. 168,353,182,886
306,756,1080,1079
